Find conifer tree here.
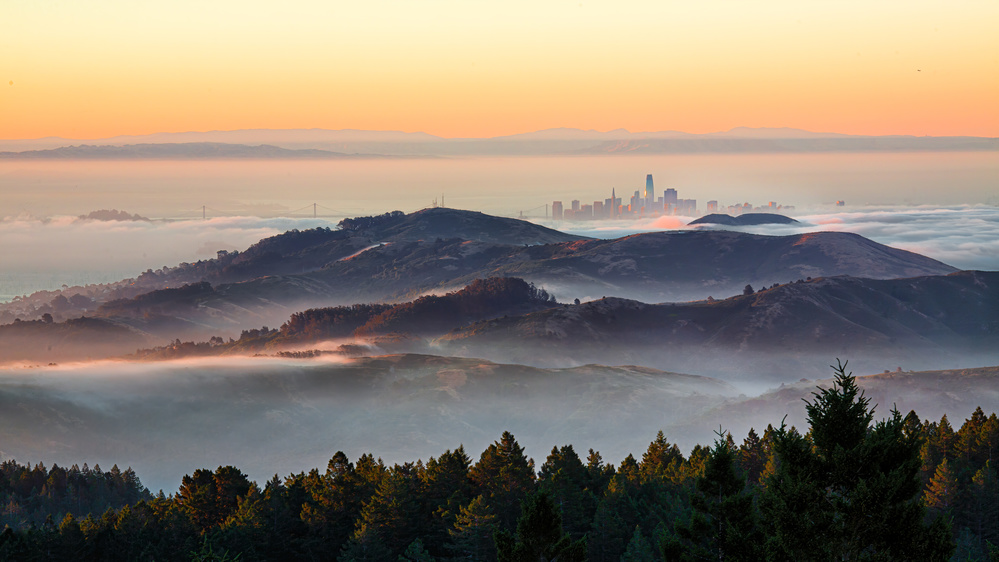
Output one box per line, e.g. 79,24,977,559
469,431,535,530
587,487,632,562
538,444,594,538
966,461,999,553
925,457,958,514
494,490,586,562
398,538,436,561
930,415,956,467
620,526,656,562
981,414,999,465
585,449,615,491
666,430,762,561
738,427,766,486
56,513,86,559
760,359,955,560
338,522,392,562
446,495,498,562
956,407,988,465
422,447,473,554
344,467,422,557
640,431,685,484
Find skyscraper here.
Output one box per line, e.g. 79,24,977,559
611,187,616,217
552,201,563,220
645,174,655,211
630,191,642,214
664,188,678,214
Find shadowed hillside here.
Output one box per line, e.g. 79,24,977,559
438,271,999,379
0,316,154,363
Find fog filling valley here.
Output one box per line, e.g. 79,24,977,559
2,355,997,493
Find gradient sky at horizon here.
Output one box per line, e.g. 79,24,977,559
3,0,998,139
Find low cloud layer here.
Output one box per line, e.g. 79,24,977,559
0,215,332,298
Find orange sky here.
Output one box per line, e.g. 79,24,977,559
2,0,997,139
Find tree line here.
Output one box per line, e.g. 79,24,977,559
3,362,998,560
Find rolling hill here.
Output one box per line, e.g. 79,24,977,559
437,271,999,379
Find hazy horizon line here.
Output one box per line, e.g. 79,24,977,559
6,125,998,144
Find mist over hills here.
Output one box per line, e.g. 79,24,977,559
1,127,995,156
2,353,998,492
0,208,964,366
678,365,999,450
0,316,154,363
437,271,999,379
82,218,957,341
0,354,736,490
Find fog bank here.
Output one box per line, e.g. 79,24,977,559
1,354,995,493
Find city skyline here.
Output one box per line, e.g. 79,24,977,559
551,174,794,222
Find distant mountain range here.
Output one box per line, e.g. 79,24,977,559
0,142,377,159
1,127,995,156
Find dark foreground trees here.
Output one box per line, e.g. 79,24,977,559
759,360,954,560
494,490,587,562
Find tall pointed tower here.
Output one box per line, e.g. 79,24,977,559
645,174,655,211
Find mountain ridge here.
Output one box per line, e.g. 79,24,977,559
2,127,994,155
436,270,999,374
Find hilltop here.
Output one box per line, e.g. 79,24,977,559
338,207,589,246
688,213,799,226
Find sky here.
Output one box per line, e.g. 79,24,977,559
3,0,998,139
